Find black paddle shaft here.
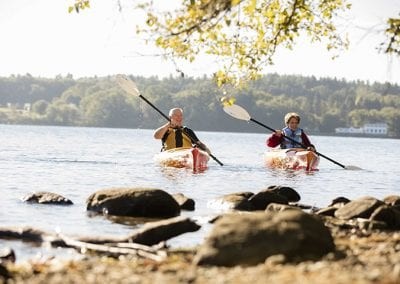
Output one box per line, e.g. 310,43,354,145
139,95,170,121
249,118,346,169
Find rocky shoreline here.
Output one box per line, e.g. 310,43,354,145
1,187,399,283
4,230,400,283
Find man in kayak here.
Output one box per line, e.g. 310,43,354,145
154,107,211,153
266,112,316,151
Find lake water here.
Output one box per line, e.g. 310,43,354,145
1,124,399,261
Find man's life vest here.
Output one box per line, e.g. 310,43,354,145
280,127,303,149
161,127,193,150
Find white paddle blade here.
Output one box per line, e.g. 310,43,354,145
223,104,251,121
116,74,140,97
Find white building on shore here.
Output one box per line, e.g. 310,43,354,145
335,123,388,136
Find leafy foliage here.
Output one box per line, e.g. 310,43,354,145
68,1,400,88
381,16,400,55
137,0,350,87
68,0,90,13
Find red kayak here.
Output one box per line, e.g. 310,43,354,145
264,148,320,171
154,147,209,172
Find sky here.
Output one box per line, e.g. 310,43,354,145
0,0,400,84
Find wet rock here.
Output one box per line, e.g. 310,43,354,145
290,203,313,210
208,192,254,211
357,218,388,230
329,196,351,207
265,203,301,212
86,188,180,218
369,205,400,230
0,227,48,243
383,195,400,206
22,191,73,205
0,263,10,280
172,193,195,211
266,185,301,202
194,210,334,266
0,247,15,263
316,206,338,217
334,196,384,220
248,191,288,210
128,216,201,246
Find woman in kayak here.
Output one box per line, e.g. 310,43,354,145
266,112,316,151
153,107,210,153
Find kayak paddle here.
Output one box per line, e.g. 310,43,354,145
223,104,360,170
116,74,223,166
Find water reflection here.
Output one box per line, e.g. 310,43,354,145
268,168,319,179
158,166,207,181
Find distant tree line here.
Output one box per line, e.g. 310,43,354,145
0,73,399,137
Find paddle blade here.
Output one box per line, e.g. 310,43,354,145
116,74,140,97
345,165,362,170
223,104,251,121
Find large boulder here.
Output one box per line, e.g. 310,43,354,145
86,188,180,218
194,210,334,266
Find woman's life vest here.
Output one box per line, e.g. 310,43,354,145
280,127,303,149
161,127,194,150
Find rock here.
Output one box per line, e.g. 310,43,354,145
22,192,73,205
329,196,351,207
86,188,180,218
208,192,254,211
128,216,201,246
172,193,195,211
266,185,301,202
316,206,338,217
0,227,48,243
0,247,15,263
383,195,400,206
357,218,388,230
194,210,334,266
248,191,288,210
0,263,10,280
265,203,301,212
290,203,313,210
369,205,400,230
334,197,384,220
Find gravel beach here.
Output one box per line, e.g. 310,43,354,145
5,228,400,284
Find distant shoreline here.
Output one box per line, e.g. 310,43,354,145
0,122,398,139
310,132,394,139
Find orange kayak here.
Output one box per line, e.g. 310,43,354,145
154,147,209,172
264,148,320,171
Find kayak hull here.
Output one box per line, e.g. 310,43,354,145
264,148,320,171
154,147,209,171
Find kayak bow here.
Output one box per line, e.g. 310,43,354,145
264,148,320,171
154,147,210,172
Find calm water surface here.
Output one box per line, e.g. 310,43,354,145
1,125,399,260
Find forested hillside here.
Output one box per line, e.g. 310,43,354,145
1,73,399,137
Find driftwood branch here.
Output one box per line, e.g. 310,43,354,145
0,216,200,261
60,235,166,262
